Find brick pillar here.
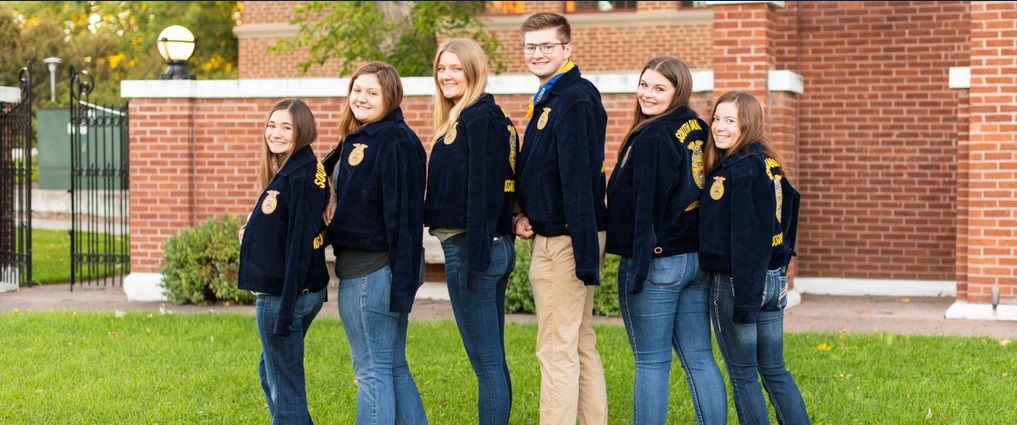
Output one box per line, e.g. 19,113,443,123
710,1,803,298
123,97,197,300
951,1,1017,319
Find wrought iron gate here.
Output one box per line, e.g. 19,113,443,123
69,67,130,289
0,66,33,289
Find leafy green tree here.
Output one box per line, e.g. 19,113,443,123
0,1,241,106
271,1,503,77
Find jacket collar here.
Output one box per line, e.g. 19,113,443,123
720,142,764,167
353,107,405,138
543,65,582,100
276,145,316,176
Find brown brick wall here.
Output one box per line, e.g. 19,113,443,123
959,1,1017,303
791,1,969,281
238,1,711,78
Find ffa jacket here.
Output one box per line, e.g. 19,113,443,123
606,107,708,294
323,108,427,313
699,143,801,324
516,66,608,286
238,145,330,336
424,94,518,290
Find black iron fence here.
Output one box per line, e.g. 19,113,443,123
0,66,33,289
69,67,130,289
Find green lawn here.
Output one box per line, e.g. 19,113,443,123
1,311,1013,424
25,228,126,284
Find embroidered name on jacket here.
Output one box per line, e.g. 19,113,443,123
314,161,327,189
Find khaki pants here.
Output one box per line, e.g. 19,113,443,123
529,232,607,425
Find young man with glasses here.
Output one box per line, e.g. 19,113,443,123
513,12,609,425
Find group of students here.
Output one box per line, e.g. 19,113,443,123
236,12,810,425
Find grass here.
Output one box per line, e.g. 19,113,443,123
25,228,127,284
1,310,1014,424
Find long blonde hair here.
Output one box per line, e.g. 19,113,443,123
431,38,489,145
703,91,784,174
257,98,318,190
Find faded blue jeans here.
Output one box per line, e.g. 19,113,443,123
710,269,811,425
618,253,727,425
440,233,514,425
338,264,428,425
256,288,326,425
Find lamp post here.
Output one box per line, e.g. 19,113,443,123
42,57,62,102
156,25,196,80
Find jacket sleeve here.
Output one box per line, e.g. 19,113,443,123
625,133,670,293
273,175,317,336
556,101,604,285
382,139,425,313
464,116,496,290
730,167,775,324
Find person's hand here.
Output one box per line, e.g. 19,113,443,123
514,214,534,239
238,225,246,244
323,191,337,226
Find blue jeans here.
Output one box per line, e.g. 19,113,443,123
710,269,811,425
256,288,326,425
440,233,514,425
338,264,427,425
618,254,727,425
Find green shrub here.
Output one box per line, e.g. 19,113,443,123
505,239,621,317
160,214,252,305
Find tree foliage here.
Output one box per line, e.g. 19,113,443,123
271,1,504,77
0,1,241,107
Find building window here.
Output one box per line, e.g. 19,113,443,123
681,1,708,7
565,1,638,13
486,1,525,15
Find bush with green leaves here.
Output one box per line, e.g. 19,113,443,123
160,214,253,305
506,239,621,317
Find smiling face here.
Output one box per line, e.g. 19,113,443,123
436,51,467,103
711,101,741,150
264,109,294,155
348,73,387,124
523,27,571,85
636,69,676,117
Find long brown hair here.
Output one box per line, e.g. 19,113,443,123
258,98,318,190
618,56,694,156
431,38,489,145
703,91,784,174
336,61,404,141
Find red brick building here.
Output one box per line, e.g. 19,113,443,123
122,1,1017,321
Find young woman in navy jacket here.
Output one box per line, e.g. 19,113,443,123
322,62,428,425
423,38,517,425
699,91,810,424
605,57,727,425
238,98,330,424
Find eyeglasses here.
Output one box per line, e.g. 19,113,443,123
522,42,568,55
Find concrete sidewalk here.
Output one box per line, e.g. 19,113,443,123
2,282,1014,339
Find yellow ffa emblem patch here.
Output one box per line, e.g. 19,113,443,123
348,143,368,166
774,174,783,222
710,177,726,200
688,140,705,189
507,125,518,172
444,122,458,145
537,107,551,130
261,190,280,214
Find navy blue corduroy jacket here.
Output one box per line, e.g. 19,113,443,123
699,143,800,324
516,66,608,286
238,145,330,336
324,108,427,313
424,94,518,289
606,107,708,293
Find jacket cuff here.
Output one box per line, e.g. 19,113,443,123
273,316,293,336
575,268,600,286
733,306,758,325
